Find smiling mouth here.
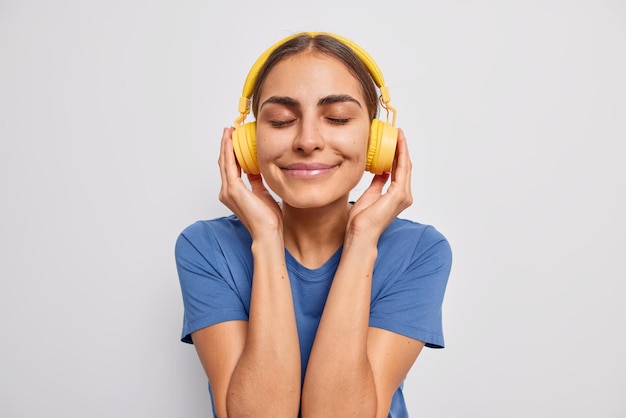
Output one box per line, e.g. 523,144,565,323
284,163,338,178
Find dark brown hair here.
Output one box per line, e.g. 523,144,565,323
250,33,379,120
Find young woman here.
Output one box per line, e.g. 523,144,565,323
175,32,452,417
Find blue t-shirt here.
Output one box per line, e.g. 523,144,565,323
175,215,452,417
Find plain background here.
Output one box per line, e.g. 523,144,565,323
1,0,624,416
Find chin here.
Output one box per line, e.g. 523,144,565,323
264,167,364,209
277,190,350,210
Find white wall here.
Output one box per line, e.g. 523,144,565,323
1,1,624,416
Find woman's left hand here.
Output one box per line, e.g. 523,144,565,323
347,128,413,243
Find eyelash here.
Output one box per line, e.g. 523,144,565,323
269,117,350,127
270,120,295,127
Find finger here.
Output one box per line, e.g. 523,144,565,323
228,127,243,173
385,129,413,209
246,173,265,192
218,128,233,202
359,172,390,204
218,127,231,182
220,127,244,182
218,127,232,169
391,129,412,184
219,127,249,207
370,172,390,192
393,129,410,172
221,127,237,167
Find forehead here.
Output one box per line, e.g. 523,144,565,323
258,52,365,102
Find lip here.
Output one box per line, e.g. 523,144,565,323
283,162,338,178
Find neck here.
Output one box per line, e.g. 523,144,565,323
281,199,351,269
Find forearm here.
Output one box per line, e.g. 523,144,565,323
227,233,301,417
301,237,379,417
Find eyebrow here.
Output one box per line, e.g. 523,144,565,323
260,96,299,110
318,94,362,108
260,94,362,111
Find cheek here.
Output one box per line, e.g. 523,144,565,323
348,125,371,162
254,131,294,179
255,130,285,161
255,121,371,163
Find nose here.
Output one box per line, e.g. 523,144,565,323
292,116,324,154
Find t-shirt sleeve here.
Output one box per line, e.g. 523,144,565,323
369,225,452,348
175,223,249,344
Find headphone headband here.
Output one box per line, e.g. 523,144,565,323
232,32,399,175
236,32,393,124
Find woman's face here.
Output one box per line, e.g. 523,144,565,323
255,52,371,209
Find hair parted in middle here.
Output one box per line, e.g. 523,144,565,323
249,33,380,121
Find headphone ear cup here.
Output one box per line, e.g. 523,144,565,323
367,119,398,174
232,122,260,175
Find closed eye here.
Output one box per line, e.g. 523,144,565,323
270,119,296,127
327,117,349,125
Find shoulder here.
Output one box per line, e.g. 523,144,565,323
376,217,452,279
178,214,248,240
175,215,252,261
381,218,451,258
177,215,250,245
370,218,453,347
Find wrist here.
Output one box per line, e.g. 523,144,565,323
343,231,379,260
344,225,380,249
251,229,285,254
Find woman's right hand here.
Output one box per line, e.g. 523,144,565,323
218,127,283,238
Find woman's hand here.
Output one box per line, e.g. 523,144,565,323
347,128,413,243
217,127,283,238
303,130,414,417
200,129,300,417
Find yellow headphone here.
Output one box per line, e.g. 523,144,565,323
232,32,398,175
